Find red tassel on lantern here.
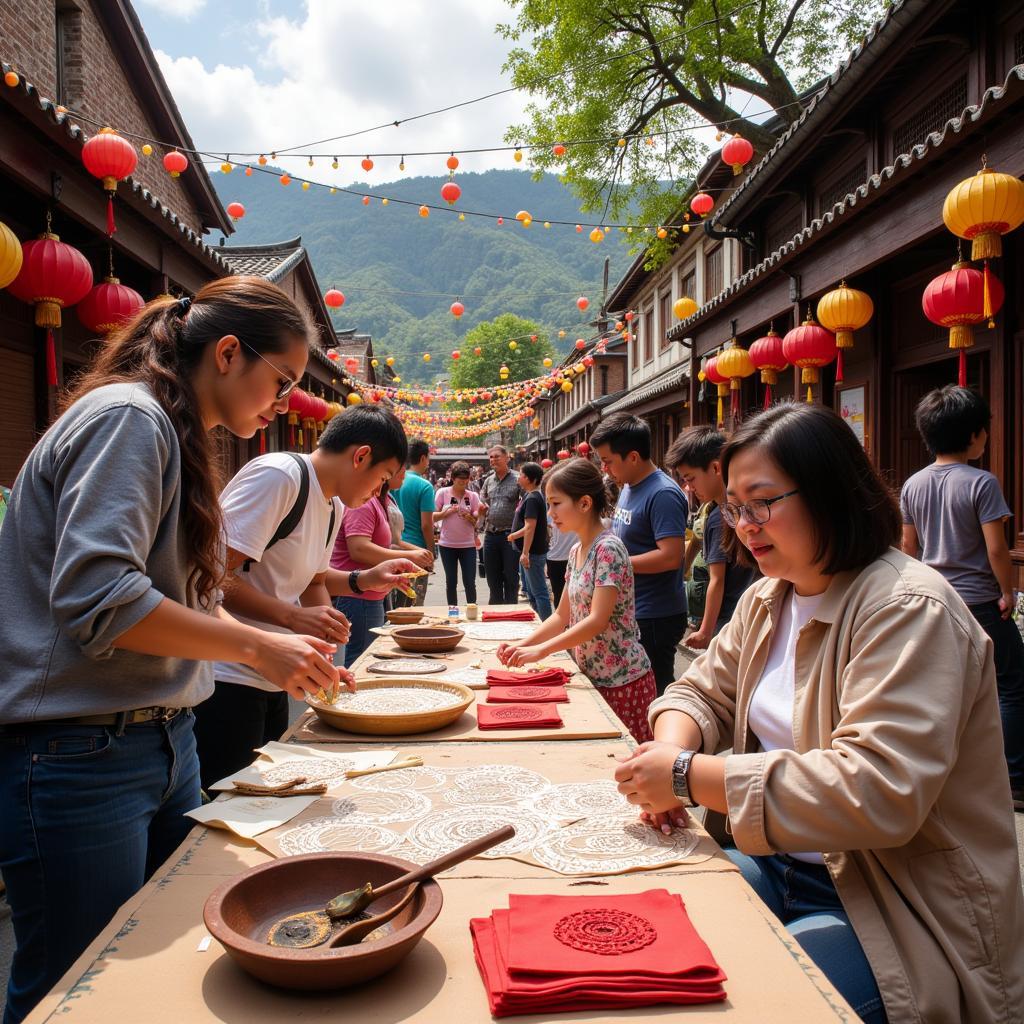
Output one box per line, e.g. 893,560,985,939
259,428,267,455
45,328,57,386
835,348,845,384
81,130,138,237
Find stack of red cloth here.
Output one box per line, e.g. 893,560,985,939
487,685,568,704
481,609,536,621
486,668,571,687
476,702,563,730
471,890,727,1016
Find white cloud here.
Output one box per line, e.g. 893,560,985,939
154,0,534,184
137,0,207,20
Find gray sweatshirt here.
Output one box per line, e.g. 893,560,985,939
0,382,215,722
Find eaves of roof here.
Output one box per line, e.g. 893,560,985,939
604,362,689,416
550,391,625,435
668,59,1024,341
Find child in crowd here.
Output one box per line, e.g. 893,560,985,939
666,426,756,649
591,413,688,695
901,385,1024,809
497,459,655,743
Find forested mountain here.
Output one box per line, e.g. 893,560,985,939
212,168,638,382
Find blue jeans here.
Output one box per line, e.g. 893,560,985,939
0,712,200,1024
439,545,477,606
968,600,1024,789
520,552,553,620
332,595,385,668
726,848,887,1023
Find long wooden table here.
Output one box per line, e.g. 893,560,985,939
26,606,854,1022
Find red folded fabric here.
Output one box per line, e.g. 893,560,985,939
486,684,568,704
481,609,536,621
476,702,563,730
469,889,727,1016
486,667,570,687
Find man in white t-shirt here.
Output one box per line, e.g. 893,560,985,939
193,406,417,789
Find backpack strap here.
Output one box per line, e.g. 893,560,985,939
242,453,310,571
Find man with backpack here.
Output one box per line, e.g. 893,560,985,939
192,406,417,789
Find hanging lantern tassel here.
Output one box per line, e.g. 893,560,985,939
716,384,727,427
983,262,994,327
730,380,741,420
948,324,973,389
802,366,820,404
761,369,777,410
45,328,58,386
288,411,298,448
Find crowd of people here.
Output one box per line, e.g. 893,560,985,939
0,275,1021,1024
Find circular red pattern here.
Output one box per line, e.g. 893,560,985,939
505,686,551,700
553,910,657,955
491,705,544,721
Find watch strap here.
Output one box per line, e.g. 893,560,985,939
348,570,363,595
671,750,698,808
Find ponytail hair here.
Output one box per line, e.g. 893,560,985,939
65,275,315,607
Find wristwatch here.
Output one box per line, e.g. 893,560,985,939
348,570,363,595
670,750,699,808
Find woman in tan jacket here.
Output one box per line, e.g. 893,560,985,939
615,403,1024,1024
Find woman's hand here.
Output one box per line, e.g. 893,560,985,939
361,558,421,593
520,552,531,569
638,807,692,835
505,644,544,667
613,741,685,815
496,642,515,665
286,604,351,645
251,631,342,701
408,547,434,570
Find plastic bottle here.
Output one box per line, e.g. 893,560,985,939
448,605,459,622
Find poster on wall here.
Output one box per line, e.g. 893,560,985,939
837,382,868,450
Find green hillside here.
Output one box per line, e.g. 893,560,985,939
212,168,638,382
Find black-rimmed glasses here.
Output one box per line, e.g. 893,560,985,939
239,339,299,401
720,488,800,528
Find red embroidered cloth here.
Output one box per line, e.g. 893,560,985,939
475,702,563,730
481,609,536,621
486,685,568,704
486,668,571,687
470,890,727,1016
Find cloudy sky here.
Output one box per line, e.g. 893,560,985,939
135,0,549,185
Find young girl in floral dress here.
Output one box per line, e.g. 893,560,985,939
497,459,656,742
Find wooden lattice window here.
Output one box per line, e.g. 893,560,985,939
704,245,723,298
818,160,867,216
892,75,968,156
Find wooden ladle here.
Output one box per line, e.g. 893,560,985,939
267,825,515,950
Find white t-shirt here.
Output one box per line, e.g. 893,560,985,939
215,453,343,691
747,587,826,864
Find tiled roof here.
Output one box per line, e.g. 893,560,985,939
669,58,1024,341
214,237,306,282
604,362,689,415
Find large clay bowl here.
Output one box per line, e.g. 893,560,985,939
306,677,474,736
385,608,425,625
391,625,464,653
204,852,442,991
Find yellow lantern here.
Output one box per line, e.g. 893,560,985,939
942,165,1024,260
715,341,756,422
0,219,24,288
673,296,698,320
422,353,431,362
508,340,517,350
345,393,361,405
543,357,553,368
385,356,395,366
589,228,604,243
561,380,573,392
816,282,873,383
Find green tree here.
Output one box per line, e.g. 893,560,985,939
448,313,555,392
499,0,885,259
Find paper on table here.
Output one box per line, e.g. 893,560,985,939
209,742,398,793
186,793,319,840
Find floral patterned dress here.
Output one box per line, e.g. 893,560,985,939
567,531,655,742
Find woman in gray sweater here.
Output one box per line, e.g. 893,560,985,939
0,277,345,1023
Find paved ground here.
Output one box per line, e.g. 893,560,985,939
2,565,1022,1015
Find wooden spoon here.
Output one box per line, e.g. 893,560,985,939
325,882,419,948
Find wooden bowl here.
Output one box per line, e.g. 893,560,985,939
385,608,425,625
391,625,464,653
305,677,474,735
204,852,442,991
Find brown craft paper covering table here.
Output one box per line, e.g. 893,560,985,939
24,605,856,1022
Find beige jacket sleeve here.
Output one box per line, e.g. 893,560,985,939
726,592,988,855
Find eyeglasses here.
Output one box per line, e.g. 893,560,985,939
720,488,799,528
239,339,299,401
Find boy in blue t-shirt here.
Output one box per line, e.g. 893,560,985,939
592,413,688,694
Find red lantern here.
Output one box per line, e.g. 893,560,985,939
440,181,461,205
450,300,465,318
327,351,340,361
345,357,359,373
922,262,1005,387
324,289,345,308
9,230,93,385
77,277,144,335
690,192,714,217
446,155,459,170
782,316,837,403
624,310,634,322
552,143,566,157
361,196,370,206
721,134,753,175
226,201,246,221
574,338,585,350
749,330,788,409
703,356,729,428
582,355,594,368
473,346,482,356
557,449,570,460
81,130,138,236
451,350,461,360
163,150,188,177
361,157,374,172
541,458,554,469
577,441,591,457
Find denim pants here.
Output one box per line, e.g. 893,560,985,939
439,545,477,606
520,552,553,620
0,711,200,1024
968,599,1024,789
483,530,520,605
332,595,385,668
638,614,687,695
726,848,887,1023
